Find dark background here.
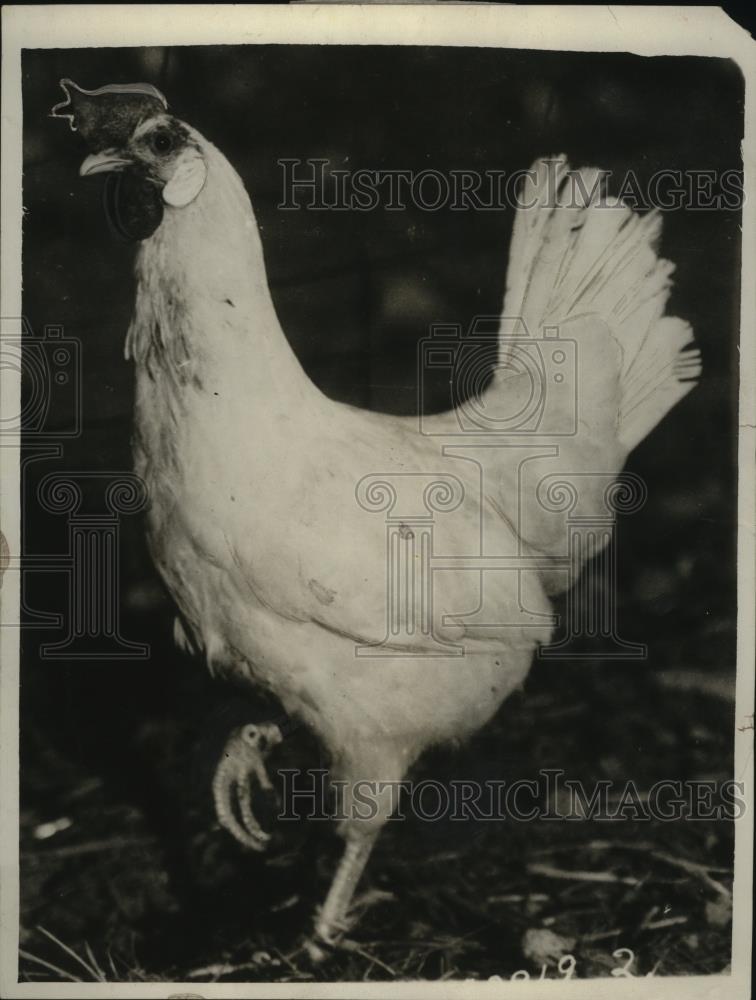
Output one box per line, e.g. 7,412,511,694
19,46,742,982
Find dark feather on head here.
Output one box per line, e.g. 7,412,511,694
51,78,168,150
104,172,164,243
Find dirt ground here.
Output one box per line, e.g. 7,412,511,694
20,630,736,983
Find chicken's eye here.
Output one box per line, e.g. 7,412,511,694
151,130,174,155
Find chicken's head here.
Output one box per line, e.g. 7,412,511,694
52,79,208,237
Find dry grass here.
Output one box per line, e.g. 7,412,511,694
19,655,735,983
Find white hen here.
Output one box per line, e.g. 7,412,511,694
54,79,700,953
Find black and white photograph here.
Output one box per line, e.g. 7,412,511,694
1,5,753,996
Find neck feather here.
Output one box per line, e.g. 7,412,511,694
126,137,311,400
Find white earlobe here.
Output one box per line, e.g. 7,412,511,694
163,150,207,208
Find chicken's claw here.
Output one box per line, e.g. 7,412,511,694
212,722,282,851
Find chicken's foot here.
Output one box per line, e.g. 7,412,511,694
212,722,282,851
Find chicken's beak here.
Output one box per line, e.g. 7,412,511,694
79,149,132,176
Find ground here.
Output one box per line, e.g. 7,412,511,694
20,632,735,984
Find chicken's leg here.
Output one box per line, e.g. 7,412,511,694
305,829,380,960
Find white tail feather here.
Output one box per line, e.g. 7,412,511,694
502,156,699,453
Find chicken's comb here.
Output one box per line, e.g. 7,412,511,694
51,79,168,149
